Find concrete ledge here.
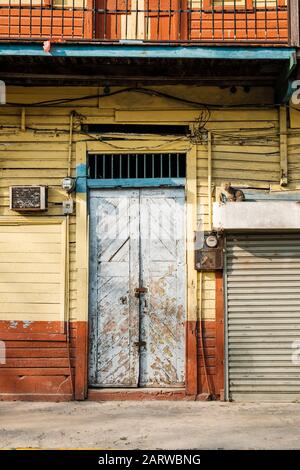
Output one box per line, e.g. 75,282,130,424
88,388,190,401
213,201,300,230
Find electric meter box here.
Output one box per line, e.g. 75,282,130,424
195,231,224,271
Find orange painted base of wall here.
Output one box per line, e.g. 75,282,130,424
0,318,224,401
88,389,189,401
0,320,76,401
196,272,225,400
197,320,218,398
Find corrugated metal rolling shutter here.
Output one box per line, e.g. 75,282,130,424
226,233,300,402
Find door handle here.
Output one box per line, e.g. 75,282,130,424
134,287,148,298
134,341,146,348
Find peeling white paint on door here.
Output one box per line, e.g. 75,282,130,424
89,188,186,388
139,189,186,387
89,190,140,387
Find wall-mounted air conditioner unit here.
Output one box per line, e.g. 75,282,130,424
9,186,48,212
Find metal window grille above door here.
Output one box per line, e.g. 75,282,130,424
225,233,300,402
88,153,186,180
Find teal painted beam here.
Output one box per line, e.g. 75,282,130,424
244,191,300,201
76,177,87,193
76,163,87,193
0,43,295,61
274,51,297,103
87,178,185,188
76,163,87,178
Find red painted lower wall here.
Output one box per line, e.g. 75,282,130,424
0,319,223,401
197,272,225,401
0,321,76,401
197,320,218,398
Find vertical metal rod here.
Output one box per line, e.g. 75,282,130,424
8,0,11,37
212,0,215,40
176,153,179,177
104,0,107,38
157,0,161,39
94,155,98,179
71,0,75,39
254,0,257,40
187,0,191,41
160,153,163,177
207,131,212,231
200,0,203,39
168,153,171,177
233,0,236,40
245,0,248,40
168,0,172,40
146,0,150,39
50,0,54,38
62,0,65,39
103,154,106,178
125,0,129,39
29,0,32,38
264,0,267,39
92,0,96,39
135,0,139,40
80,0,85,39
111,154,114,178
39,0,42,38
115,0,119,38
152,154,154,177
135,154,138,178
67,111,74,177
275,0,280,38
18,0,21,37
222,0,225,41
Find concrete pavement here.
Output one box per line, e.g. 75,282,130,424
0,401,299,449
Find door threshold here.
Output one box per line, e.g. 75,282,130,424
88,387,189,401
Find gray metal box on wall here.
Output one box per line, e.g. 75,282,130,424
9,186,48,211
194,232,224,271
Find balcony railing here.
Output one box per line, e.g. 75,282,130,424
0,1,289,44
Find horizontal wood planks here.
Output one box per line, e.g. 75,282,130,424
0,334,75,399
0,221,66,324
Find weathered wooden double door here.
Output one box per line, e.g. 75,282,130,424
89,188,186,387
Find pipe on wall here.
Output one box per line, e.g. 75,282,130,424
207,131,212,231
66,110,74,398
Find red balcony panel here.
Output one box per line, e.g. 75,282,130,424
0,3,290,44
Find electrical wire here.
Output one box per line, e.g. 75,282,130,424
0,125,295,151
3,85,282,110
2,85,298,147
81,132,194,150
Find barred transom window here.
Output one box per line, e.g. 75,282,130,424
88,153,186,179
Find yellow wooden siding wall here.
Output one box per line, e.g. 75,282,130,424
196,108,280,320
0,86,294,325
288,130,300,186
0,100,77,323
0,221,65,322
286,107,300,188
